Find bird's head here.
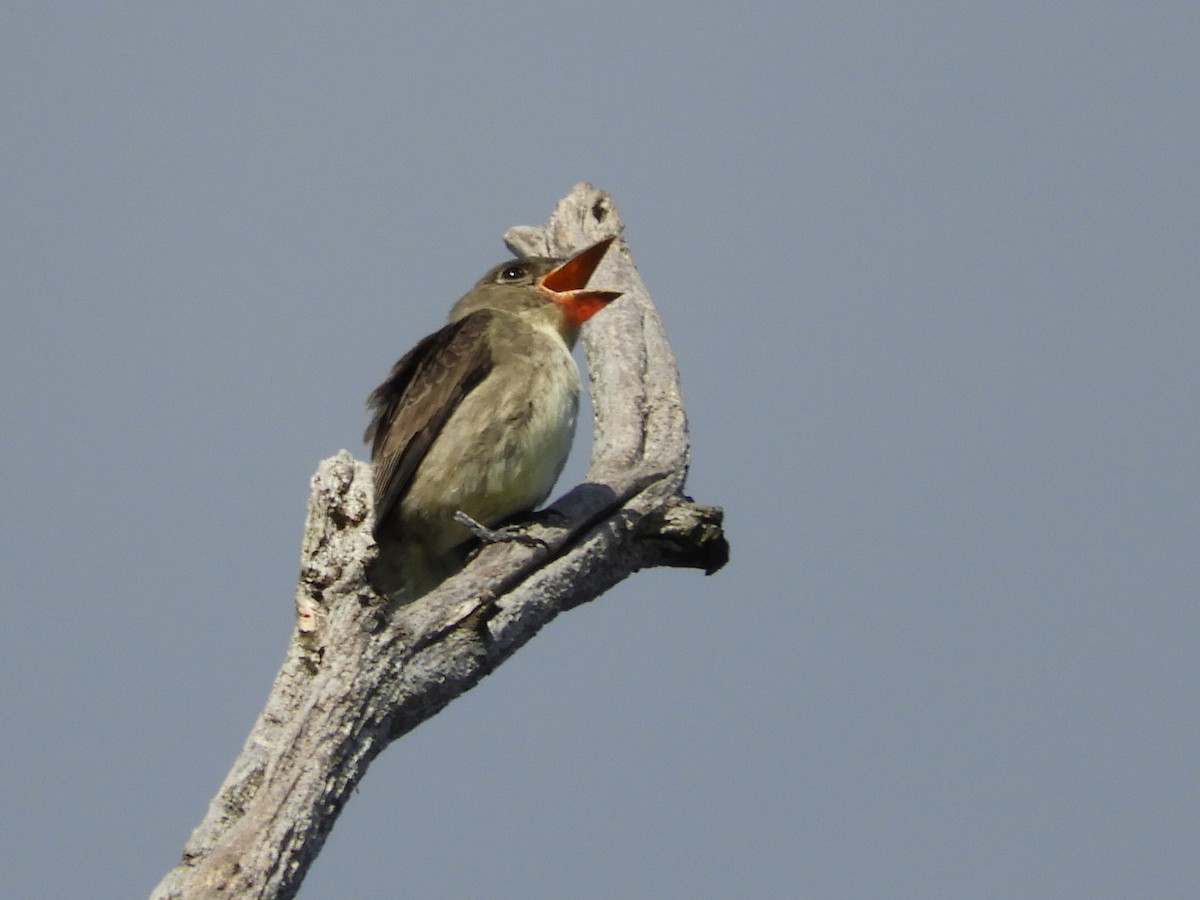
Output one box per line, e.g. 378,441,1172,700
451,237,623,343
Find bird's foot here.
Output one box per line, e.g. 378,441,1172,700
453,511,551,551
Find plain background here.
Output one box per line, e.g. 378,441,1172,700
3,4,1197,898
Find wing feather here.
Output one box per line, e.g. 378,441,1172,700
364,311,495,537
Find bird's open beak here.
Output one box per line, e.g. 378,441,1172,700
538,236,624,325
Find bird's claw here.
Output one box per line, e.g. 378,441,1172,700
453,511,551,551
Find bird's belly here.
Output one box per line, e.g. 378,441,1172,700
402,342,580,551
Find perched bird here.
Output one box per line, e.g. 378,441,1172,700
364,237,622,600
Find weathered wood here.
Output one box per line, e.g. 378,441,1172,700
151,183,728,900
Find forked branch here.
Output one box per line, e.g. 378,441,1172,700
151,183,728,900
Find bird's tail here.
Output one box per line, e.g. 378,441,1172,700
367,536,461,605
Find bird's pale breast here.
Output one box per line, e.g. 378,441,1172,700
399,320,580,553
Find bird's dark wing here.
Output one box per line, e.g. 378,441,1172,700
364,310,495,536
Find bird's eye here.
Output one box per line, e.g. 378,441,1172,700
498,265,527,283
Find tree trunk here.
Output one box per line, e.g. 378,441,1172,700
150,183,728,899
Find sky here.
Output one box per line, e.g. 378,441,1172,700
3,4,1198,898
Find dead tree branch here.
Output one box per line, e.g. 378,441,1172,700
151,183,728,900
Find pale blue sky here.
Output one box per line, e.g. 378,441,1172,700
3,4,1198,898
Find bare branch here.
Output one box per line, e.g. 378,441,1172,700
151,183,728,900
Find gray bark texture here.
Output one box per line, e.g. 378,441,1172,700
150,183,728,899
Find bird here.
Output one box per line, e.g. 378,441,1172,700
364,236,622,601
